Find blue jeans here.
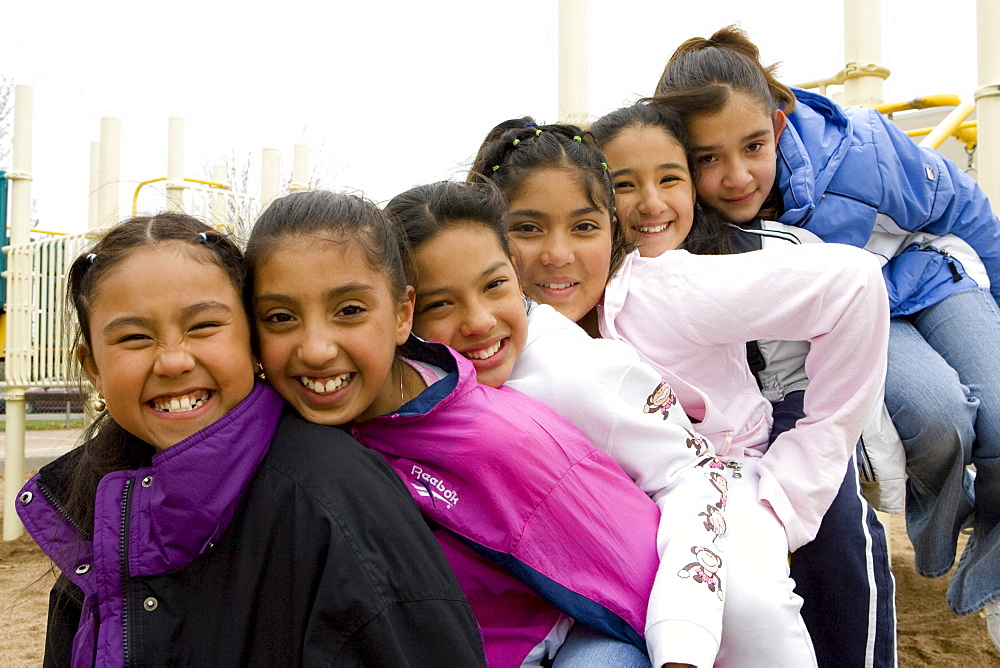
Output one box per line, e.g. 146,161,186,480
886,287,1000,614
551,623,651,667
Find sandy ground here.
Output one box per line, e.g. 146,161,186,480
1,472,998,666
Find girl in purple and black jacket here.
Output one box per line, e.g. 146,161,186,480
17,213,484,667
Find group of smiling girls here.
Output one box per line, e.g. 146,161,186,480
18,24,998,668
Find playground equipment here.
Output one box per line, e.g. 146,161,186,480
3,0,1000,541
0,93,308,539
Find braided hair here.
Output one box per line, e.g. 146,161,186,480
470,118,635,280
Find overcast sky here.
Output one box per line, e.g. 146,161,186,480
3,0,979,233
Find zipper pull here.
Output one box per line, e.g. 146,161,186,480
727,460,743,479
940,249,962,282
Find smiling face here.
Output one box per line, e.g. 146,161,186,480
253,236,413,426
507,167,613,324
601,124,696,257
688,91,786,223
78,243,255,452
411,223,527,388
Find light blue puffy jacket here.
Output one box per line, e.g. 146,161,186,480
777,87,1000,316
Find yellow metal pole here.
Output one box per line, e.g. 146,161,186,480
920,102,976,149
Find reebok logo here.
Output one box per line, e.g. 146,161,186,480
410,465,460,508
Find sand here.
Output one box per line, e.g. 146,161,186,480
1,473,998,666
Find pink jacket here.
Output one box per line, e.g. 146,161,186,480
599,244,889,550
349,338,661,666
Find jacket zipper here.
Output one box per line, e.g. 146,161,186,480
938,248,963,282
120,478,134,667
856,439,876,483
35,479,88,536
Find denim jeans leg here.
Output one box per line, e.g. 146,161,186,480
885,315,978,578
910,287,1000,614
551,623,651,668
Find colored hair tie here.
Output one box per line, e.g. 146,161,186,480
513,139,520,146
492,165,500,172
535,129,542,136
86,253,97,263
601,162,608,170
196,232,209,243
524,122,537,127
573,136,582,142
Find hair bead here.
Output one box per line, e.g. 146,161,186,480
573,136,582,142
492,165,500,172
512,139,520,146
86,253,97,263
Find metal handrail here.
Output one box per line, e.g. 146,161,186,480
132,177,229,215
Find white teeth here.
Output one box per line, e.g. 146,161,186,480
638,223,669,233
465,340,502,360
152,393,209,413
300,373,351,395
541,282,574,290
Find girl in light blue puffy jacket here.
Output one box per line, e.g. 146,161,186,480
654,24,1000,656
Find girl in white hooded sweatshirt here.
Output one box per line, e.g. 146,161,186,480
472,118,891,667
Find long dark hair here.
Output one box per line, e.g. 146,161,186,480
591,101,736,255
245,190,409,304
655,24,796,115
65,213,245,535
384,179,511,285
471,118,636,281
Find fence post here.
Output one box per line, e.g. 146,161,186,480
3,84,33,541
288,144,309,193
261,148,280,211
97,117,120,227
166,118,184,213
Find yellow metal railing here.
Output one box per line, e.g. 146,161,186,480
869,95,978,151
132,177,229,216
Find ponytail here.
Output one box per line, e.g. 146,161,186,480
655,25,796,116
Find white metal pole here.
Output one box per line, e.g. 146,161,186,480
8,85,33,246
976,0,1000,204
88,141,100,229
3,84,33,541
843,0,886,106
97,117,120,227
261,148,280,211
557,0,588,124
166,117,184,213
288,144,309,193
